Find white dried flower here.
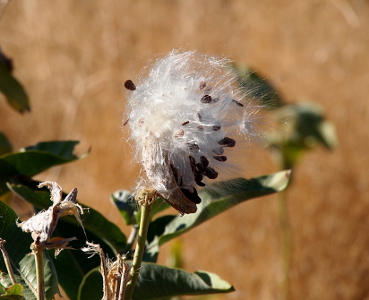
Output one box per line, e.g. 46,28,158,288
17,181,85,251
124,50,260,214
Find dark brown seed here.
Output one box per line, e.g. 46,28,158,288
175,129,184,138
188,143,200,152
232,99,244,107
204,167,218,179
201,95,212,104
197,113,202,121
218,137,236,147
189,156,197,173
212,125,221,131
196,163,204,174
212,147,224,155
182,121,189,126
170,164,179,183
189,156,205,175
194,174,206,187
199,81,207,90
124,80,136,91
181,187,202,204
200,156,209,168
213,156,227,162
123,118,130,126
197,125,204,131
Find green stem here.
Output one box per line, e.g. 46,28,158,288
123,199,153,300
278,189,292,300
0,239,16,284
32,243,45,300
273,148,293,300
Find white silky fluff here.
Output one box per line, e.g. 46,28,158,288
125,50,260,209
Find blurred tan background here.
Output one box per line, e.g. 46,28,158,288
1,0,369,299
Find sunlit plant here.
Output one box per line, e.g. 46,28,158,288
234,65,337,300
0,50,290,300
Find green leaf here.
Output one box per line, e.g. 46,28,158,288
112,190,170,226
0,141,88,196
145,171,290,262
0,283,25,300
78,264,234,300
134,265,234,300
1,141,88,178
111,190,137,225
268,102,338,167
0,62,30,113
233,64,283,109
0,160,18,196
7,180,127,300
77,268,103,300
0,202,60,300
0,133,12,156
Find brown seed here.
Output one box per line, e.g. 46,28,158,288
175,129,184,138
199,81,207,90
197,125,204,131
212,125,221,131
201,95,212,104
124,80,136,91
196,163,204,174
204,167,218,179
190,156,205,175
212,147,224,155
218,137,236,147
188,143,200,152
189,156,197,173
214,156,227,162
200,156,209,168
232,99,244,107
123,118,130,126
194,174,206,187
197,113,202,121
180,187,202,204
182,121,189,126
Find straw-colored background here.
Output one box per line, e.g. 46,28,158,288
1,1,369,299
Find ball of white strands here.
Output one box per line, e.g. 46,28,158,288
124,50,260,214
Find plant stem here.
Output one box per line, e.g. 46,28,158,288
32,242,45,300
118,256,130,300
278,189,292,300
272,148,293,300
0,238,16,284
123,195,154,300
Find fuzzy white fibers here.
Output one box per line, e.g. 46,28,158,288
125,50,260,214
